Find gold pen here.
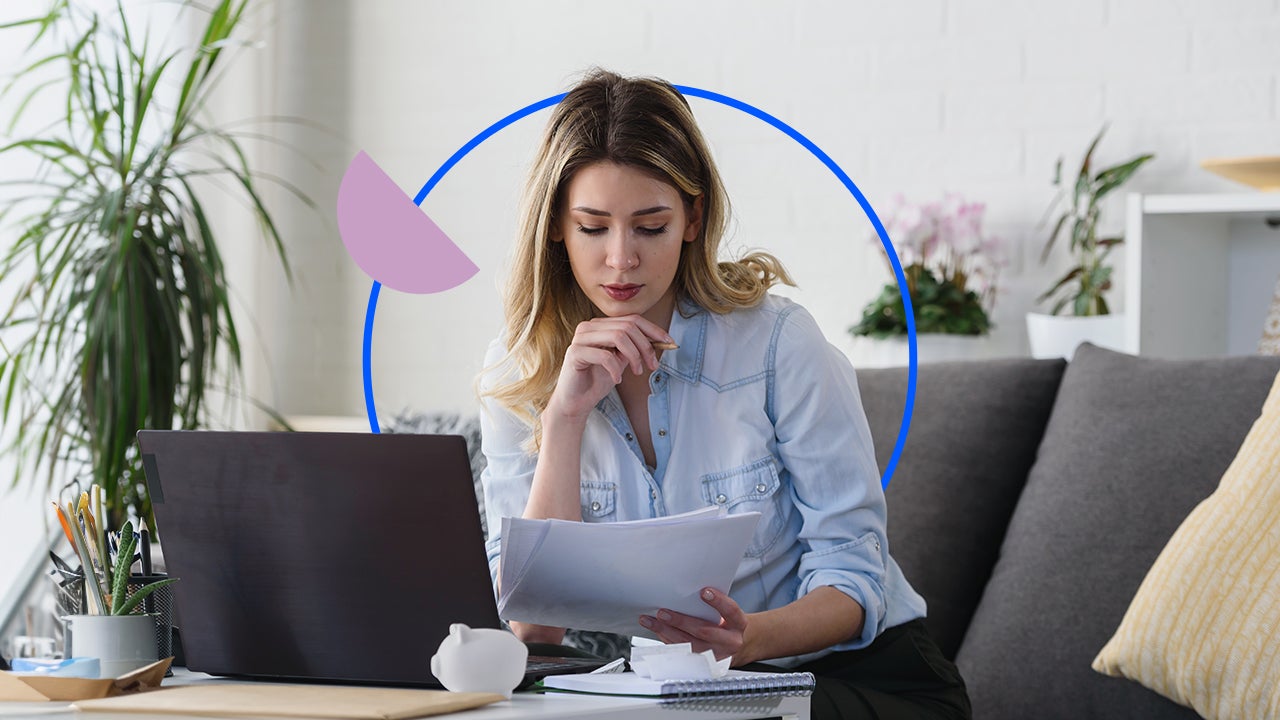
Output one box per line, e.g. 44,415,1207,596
651,340,678,351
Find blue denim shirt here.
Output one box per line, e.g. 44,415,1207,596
478,295,926,666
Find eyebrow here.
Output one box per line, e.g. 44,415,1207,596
570,205,672,217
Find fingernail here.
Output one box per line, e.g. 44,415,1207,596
657,610,671,622
639,616,653,628
702,588,715,601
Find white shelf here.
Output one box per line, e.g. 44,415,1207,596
1141,193,1280,216
1126,192,1280,359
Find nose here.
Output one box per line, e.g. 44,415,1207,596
605,234,638,271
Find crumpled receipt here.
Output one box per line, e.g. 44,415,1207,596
630,637,732,680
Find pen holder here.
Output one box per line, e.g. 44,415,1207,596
51,571,174,662
128,573,175,661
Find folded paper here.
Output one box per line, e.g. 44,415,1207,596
630,641,731,680
0,657,171,702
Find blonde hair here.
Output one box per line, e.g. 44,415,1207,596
482,69,793,446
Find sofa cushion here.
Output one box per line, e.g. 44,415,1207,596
1092,368,1280,719
857,356,1067,660
955,344,1280,720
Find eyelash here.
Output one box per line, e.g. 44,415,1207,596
576,224,668,237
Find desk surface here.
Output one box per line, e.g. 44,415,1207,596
0,669,811,720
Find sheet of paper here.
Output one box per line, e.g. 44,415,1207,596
498,515,546,585
498,509,759,637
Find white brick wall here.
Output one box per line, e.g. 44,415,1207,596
202,0,1280,421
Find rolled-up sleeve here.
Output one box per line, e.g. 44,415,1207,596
477,338,538,584
770,306,889,649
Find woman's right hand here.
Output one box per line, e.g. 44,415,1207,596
545,315,674,423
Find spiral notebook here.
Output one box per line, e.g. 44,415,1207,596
541,669,815,700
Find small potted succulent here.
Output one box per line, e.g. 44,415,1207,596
1027,126,1154,359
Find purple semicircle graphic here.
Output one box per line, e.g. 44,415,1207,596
337,150,479,294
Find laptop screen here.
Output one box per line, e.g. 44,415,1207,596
137,430,501,686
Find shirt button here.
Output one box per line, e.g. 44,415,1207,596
590,501,602,512
650,489,658,500
625,432,634,442
654,374,663,383
715,493,728,504
657,429,667,437
755,483,767,493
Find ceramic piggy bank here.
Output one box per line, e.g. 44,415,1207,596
430,623,527,698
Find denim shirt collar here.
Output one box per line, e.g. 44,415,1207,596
660,296,707,384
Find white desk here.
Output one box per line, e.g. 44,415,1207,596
0,669,811,720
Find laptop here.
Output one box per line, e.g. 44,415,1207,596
136,430,606,687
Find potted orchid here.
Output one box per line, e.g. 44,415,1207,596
849,195,1003,366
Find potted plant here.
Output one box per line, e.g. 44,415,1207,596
1026,126,1154,359
54,493,177,675
849,194,1003,367
0,0,297,527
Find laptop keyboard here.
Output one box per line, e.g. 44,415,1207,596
525,655,610,678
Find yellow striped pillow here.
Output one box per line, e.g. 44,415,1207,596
1093,369,1280,719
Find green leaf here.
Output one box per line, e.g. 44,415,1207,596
114,577,178,616
1093,153,1155,200
110,520,135,614
1041,212,1069,263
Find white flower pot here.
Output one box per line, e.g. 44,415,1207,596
846,334,994,369
64,614,158,678
1025,312,1126,360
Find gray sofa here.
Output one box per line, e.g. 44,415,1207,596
862,343,1280,719
392,342,1280,718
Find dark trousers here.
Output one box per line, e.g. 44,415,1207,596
744,619,971,720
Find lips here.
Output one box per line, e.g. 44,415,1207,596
603,284,642,301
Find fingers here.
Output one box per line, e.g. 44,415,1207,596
571,316,674,374
700,587,747,630
639,603,745,660
567,345,628,384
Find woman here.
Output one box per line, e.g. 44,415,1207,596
477,69,970,720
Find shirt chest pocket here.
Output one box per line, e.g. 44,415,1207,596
580,481,617,521
701,457,786,557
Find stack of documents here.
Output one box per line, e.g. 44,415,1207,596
499,506,760,637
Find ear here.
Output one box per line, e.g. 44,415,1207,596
683,195,704,243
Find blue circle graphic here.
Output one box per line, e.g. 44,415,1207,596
361,87,918,489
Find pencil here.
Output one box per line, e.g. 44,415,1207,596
651,340,678,351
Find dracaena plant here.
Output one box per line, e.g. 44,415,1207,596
0,0,302,528
1038,126,1154,316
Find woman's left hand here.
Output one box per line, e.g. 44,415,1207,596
639,587,750,663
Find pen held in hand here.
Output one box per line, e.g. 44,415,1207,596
651,340,678,351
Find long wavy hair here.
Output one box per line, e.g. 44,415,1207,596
483,69,793,447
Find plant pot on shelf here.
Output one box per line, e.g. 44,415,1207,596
847,333,995,369
1025,312,1126,360
63,614,158,678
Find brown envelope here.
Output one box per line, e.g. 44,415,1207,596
0,657,172,701
72,683,506,719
